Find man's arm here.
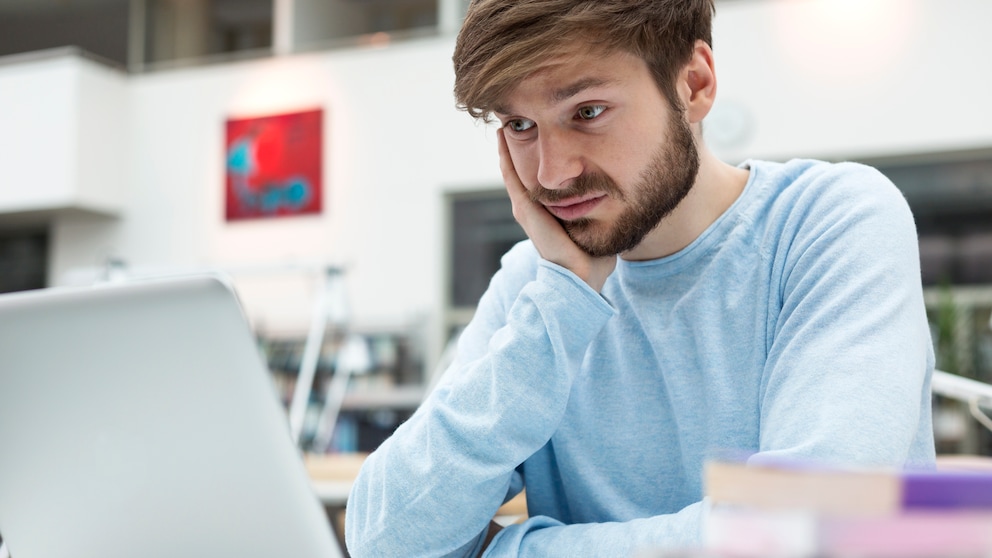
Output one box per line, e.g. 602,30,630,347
751,163,935,468
344,242,617,557
346,127,624,557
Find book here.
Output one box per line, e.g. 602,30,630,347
706,506,992,558
704,459,992,516
703,458,992,557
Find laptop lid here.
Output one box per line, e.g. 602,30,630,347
0,275,340,558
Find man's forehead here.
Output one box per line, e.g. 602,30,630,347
492,48,636,115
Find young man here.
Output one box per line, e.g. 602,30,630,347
346,1,935,556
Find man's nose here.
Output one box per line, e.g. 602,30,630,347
536,129,583,190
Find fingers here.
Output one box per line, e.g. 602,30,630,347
498,128,536,228
498,128,553,235
497,129,527,205
497,128,575,266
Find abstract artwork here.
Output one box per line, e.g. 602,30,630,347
225,108,323,220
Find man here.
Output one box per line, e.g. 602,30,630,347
346,1,935,556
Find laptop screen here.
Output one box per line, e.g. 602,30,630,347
0,275,340,558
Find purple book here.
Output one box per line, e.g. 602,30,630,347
903,470,992,508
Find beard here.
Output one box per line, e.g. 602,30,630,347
528,110,700,257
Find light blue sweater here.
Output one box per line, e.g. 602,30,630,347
346,159,936,557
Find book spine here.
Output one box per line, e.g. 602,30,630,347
902,471,992,509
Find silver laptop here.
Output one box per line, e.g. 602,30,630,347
0,275,341,558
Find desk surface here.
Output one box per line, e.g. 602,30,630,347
306,453,366,506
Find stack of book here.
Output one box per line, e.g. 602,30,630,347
703,458,992,557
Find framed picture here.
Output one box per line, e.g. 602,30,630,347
225,108,323,221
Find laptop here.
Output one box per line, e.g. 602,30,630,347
0,274,342,558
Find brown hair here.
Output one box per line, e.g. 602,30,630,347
453,0,716,120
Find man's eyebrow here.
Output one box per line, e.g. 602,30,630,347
548,77,614,105
493,76,616,116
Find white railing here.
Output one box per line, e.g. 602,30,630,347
932,369,992,432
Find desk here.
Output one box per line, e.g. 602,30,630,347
307,452,367,506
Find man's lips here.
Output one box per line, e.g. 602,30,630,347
543,194,607,221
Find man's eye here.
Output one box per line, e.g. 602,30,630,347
505,119,535,133
577,105,606,120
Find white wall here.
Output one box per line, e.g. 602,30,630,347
75,56,129,213
0,53,126,215
4,0,992,368
0,56,74,212
709,0,992,162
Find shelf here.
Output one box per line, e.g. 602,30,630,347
340,385,426,410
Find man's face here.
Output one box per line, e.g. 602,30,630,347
495,48,700,257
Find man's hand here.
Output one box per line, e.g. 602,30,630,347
498,129,617,292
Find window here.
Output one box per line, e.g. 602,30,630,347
0,0,130,67
0,229,49,294
0,0,470,72
446,190,526,331
293,0,438,50
142,0,273,67
872,153,992,286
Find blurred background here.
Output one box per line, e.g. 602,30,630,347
0,0,990,455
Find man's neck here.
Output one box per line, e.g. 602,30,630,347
621,147,750,261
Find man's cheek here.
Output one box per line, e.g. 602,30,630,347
509,152,540,189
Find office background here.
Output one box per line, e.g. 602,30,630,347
1,0,991,454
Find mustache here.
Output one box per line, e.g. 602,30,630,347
528,172,624,205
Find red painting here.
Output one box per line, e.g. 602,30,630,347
225,109,323,221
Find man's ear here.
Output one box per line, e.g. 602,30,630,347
679,40,717,125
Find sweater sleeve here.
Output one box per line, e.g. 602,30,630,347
483,501,710,557
344,244,617,558
753,163,935,468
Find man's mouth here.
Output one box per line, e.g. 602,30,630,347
543,194,607,221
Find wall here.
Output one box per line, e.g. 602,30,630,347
709,0,992,163
0,52,126,216
0,55,78,213
4,0,992,368
75,55,129,213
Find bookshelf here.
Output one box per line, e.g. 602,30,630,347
259,326,425,454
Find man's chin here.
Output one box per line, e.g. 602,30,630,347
565,229,624,258
565,218,657,258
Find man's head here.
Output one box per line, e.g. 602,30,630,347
453,0,716,120
453,1,718,259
